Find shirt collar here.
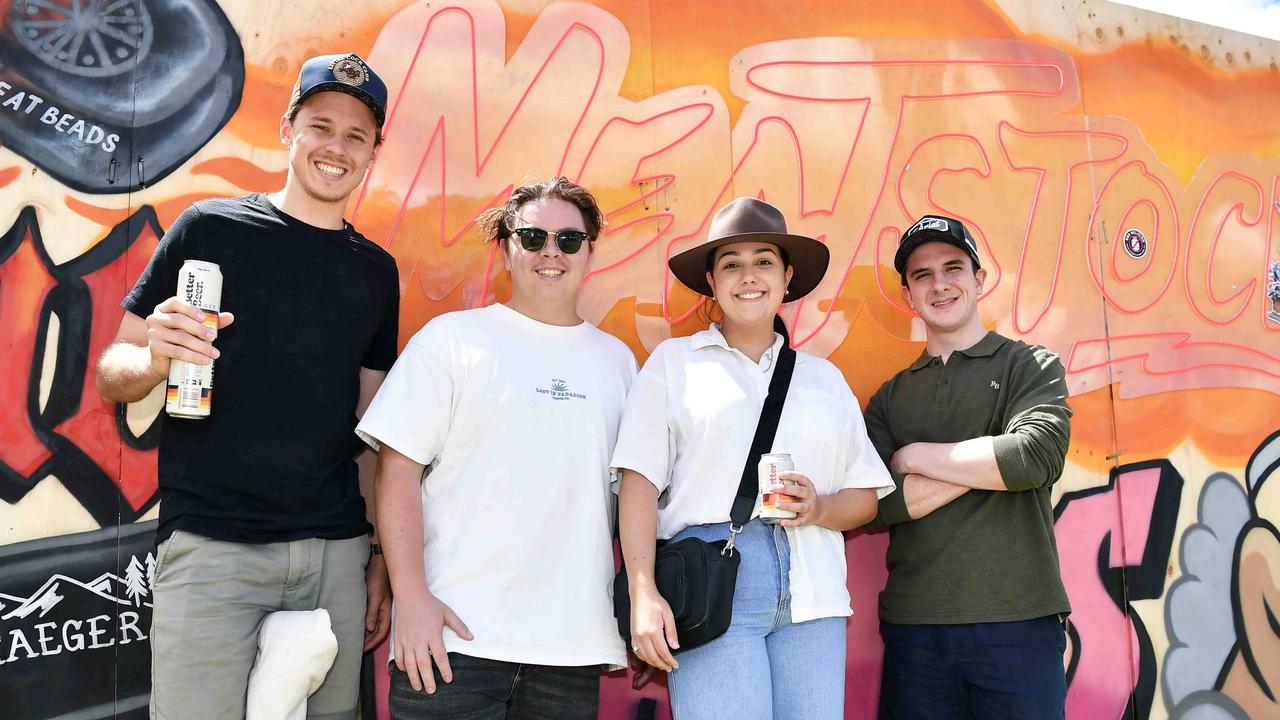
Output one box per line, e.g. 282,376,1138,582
957,331,1007,358
689,324,731,351
907,331,1007,372
691,323,785,370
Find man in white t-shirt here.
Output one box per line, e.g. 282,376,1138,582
356,178,635,719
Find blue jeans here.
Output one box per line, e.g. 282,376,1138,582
666,520,846,720
879,617,1067,720
387,654,599,719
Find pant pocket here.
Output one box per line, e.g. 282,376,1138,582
153,530,186,582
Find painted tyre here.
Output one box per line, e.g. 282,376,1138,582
0,0,244,193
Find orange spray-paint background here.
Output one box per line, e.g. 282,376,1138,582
2,1,1280,718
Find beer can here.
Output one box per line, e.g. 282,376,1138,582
758,452,797,523
165,260,222,419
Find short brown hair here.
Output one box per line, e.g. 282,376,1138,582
477,177,604,248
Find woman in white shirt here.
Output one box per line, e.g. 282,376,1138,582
612,197,896,720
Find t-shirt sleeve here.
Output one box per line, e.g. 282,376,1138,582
122,205,204,317
362,260,400,371
610,344,673,493
354,323,452,466
840,382,896,499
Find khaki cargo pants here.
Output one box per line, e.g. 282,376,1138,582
149,530,369,720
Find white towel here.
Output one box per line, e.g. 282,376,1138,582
246,609,339,720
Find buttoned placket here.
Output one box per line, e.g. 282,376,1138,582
936,355,954,410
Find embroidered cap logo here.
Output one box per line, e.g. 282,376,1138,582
909,217,950,236
329,56,368,87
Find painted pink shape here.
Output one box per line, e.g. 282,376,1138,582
1055,467,1162,719
843,531,890,718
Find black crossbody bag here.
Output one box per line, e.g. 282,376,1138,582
613,318,797,653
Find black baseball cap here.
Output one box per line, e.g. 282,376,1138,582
290,53,387,128
894,214,982,283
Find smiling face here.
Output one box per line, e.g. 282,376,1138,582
901,241,987,336
705,241,793,328
502,197,593,325
280,91,379,207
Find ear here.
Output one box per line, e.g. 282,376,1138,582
279,115,293,147
901,282,915,312
705,270,715,298
975,267,988,294
784,265,795,290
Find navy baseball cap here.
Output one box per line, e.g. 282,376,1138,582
894,214,982,283
290,53,387,128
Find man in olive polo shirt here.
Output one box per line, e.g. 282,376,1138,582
863,215,1072,719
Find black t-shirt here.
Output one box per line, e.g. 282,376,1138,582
123,193,399,544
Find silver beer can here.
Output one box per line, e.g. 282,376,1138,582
758,452,797,523
165,260,222,419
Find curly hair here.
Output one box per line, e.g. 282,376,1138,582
476,177,605,248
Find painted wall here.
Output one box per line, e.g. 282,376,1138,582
2,1,1279,718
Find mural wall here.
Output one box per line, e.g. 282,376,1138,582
2,0,1279,718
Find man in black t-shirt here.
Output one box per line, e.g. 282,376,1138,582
96,53,398,720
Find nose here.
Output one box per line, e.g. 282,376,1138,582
540,235,563,257
322,133,347,156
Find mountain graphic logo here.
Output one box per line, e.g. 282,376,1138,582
0,553,155,671
0,552,156,621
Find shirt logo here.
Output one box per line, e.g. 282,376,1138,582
990,380,1001,390
536,378,586,401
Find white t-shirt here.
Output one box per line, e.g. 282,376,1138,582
610,325,895,623
356,303,636,666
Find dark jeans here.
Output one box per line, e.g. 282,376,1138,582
879,616,1067,720
388,653,600,720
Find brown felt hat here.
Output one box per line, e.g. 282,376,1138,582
668,197,830,300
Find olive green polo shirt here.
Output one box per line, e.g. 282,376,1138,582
864,332,1072,624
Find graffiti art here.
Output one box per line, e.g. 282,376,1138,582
0,0,244,193
2,1,1279,719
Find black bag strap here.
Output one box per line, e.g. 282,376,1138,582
728,315,797,530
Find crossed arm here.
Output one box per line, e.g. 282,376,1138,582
864,356,1071,526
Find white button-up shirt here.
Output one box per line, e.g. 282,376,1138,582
611,324,895,622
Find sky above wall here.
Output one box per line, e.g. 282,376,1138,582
1116,0,1280,40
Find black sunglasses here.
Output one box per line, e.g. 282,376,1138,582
512,227,591,255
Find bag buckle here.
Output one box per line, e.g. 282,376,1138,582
722,523,744,557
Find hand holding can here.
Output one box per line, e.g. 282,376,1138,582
759,453,798,523
776,473,822,528
144,296,231,372
164,260,224,419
